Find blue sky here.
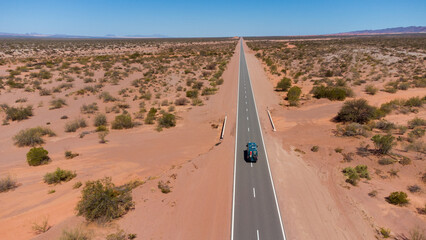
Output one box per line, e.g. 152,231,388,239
0,0,425,37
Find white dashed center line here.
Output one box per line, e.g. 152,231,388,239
253,187,256,198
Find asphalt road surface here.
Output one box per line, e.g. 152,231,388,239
231,40,286,240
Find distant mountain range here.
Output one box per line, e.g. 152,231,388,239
0,32,169,39
337,26,426,35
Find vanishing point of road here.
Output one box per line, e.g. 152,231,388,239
231,39,287,240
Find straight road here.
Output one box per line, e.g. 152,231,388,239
231,39,286,240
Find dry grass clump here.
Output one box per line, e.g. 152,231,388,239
49,98,67,109
44,168,76,184
2,105,33,121
59,226,92,240
65,118,87,132
80,103,98,114
13,127,56,147
0,175,19,192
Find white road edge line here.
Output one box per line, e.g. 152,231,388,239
230,39,241,240
243,40,287,240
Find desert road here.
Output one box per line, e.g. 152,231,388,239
231,40,287,240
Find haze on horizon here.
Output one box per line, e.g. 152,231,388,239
0,0,425,37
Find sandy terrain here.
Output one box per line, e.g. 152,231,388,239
243,37,425,239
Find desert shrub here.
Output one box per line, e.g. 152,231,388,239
379,228,391,238
65,151,79,159
93,114,107,127
5,106,33,121
80,103,98,114
287,86,302,106
408,127,425,140
407,185,421,193
311,85,347,101
158,113,176,129
59,226,92,240
371,134,395,154
73,181,83,189
106,230,127,240
404,96,423,108
378,158,395,165
44,168,76,184
0,175,18,192
364,84,378,95
65,118,87,132
186,90,198,98
50,98,67,109
27,147,50,166
32,217,50,234
39,88,52,96
375,120,395,131
98,130,109,143
311,146,319,152
409,227,425,240
386,191,409,205
404,140,426,153
336,123,369,137
14,127,56,147
99,92,117,102
111,114,133,129
408,117,426,129
158,181,170,193
342,165,370,185
175,97,189,106
335,99,377,124
144,108,157,124
276,77,291,91
201,87,217,96
76,177,134,222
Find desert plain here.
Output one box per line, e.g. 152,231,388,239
0,35,425,239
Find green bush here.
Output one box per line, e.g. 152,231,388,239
276,77,291,91
5,106,33,121
287,86,302,106
65,118,87,132
99,92,117,102
311,85,348,101
65,151,79,159
111,114,133,129
76,177,134,222
404,96,423,108
27,147,50,166
186,90,199,98
408,127,425,140
335,99,377,124
342,165,370,186
144,108,157,124
386,191,409,205
201,87,217,96
158,181,171,193
14,127,56,147
158,113,176,129
93,114,107,127
44,168,76,184
311,146,319,152
371,134,395,154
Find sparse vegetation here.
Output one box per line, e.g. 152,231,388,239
371,134,395,154
65,118,87,132
44,168,76,184
158,181,171,193
0,175,18,193
59,226,92,240
50,98,67,109
3,105,33,121
65,151,79,159
335,99,376,124
158,113,176,129
94,113,107,127
342,165,370,186
13,127,56,147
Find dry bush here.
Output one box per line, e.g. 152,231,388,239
13,127,56,147
44,168,76,184
0,175,18,192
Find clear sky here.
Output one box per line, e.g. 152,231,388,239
0,0,425,37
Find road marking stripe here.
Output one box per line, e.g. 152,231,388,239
248,127,250,132
244,40,287,240
253,187,256,198
257,229,260,240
